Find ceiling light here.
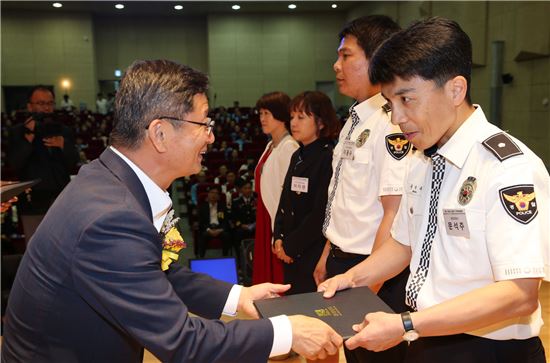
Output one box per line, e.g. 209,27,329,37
52,2,62,8
288,4,296,9
232,4,240,10
115,4,124,10
174,5,183,10
331,3,338,9
61,79,71,90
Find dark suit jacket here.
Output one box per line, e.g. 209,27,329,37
231,195,257,227
2,148,273,363
8,119,79,214
273,138,334,294
198,200,229,232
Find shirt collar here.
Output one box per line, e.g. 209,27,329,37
438,105,487,169
352,93,386,122
110,146,172,232
300,137,328,157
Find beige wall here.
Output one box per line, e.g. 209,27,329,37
207,13,347,107
1,10,96,110
94,15,208,80
1,2,549,163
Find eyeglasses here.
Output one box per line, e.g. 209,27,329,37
30,101,56,107
147,116,215,135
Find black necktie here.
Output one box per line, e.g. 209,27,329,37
405,153,446,311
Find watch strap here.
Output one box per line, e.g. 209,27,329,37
401,311,414,332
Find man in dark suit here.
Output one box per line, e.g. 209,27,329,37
1,60,342,363
197,185,231,257
231,179,257,243
7,86,79,242
230,180,257,271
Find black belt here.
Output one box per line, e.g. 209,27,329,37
329,243,366,259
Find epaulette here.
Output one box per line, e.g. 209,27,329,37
382,102,391,114
482,132,523,162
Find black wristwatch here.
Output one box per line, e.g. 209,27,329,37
401,311,419,342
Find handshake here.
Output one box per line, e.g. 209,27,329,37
239,283,343,360
286,315,343,360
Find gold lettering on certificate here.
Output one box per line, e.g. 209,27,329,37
314,306,343,317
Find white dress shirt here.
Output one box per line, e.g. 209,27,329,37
391,106,549,340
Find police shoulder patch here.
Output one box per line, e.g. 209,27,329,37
499,184,538,224
385,133,411,160
482,132,523,162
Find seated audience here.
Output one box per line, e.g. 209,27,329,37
198,186,231,258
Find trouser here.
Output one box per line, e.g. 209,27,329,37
325,250,409,363
405,334,546,363
198,230,230,258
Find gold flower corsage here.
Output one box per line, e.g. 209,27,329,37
160,209,186,271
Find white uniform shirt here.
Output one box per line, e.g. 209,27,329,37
391,106,549,340
324,93,410,254
258,134,299,231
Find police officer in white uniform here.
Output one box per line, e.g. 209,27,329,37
318,17,549,363
314,15,411,363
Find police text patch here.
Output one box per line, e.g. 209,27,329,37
385,133,411,160
499,184,538,224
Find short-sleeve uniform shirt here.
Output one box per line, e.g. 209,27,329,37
324,93,410,254
392,106,549,340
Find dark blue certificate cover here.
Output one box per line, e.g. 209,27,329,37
254,286,394,338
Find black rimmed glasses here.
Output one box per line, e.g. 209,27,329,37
146,116,215,135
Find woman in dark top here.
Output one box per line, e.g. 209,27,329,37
273,91,341,295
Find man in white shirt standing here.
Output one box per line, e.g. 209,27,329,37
315,15,411,363
319,17,548,363
2,59,342,363
96,92,108,115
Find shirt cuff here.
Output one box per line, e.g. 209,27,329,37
222,285,242,316
268,315,292,357
492,263,545,281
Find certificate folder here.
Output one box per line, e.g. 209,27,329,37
254,286,394,338
1,180,40,203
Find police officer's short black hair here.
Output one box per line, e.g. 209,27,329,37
369,17,473,105
338,15,401,59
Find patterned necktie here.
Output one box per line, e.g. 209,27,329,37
405,153,446,311
322,105,361,235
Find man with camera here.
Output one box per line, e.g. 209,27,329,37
8,86,79,242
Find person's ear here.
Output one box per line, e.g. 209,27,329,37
318,122,325,130
146,119,168,153
448,76,468,106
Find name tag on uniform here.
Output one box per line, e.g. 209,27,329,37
291,176,309,193
443,209,470,238
341,140,355,160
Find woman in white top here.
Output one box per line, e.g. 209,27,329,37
252,92,299,285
